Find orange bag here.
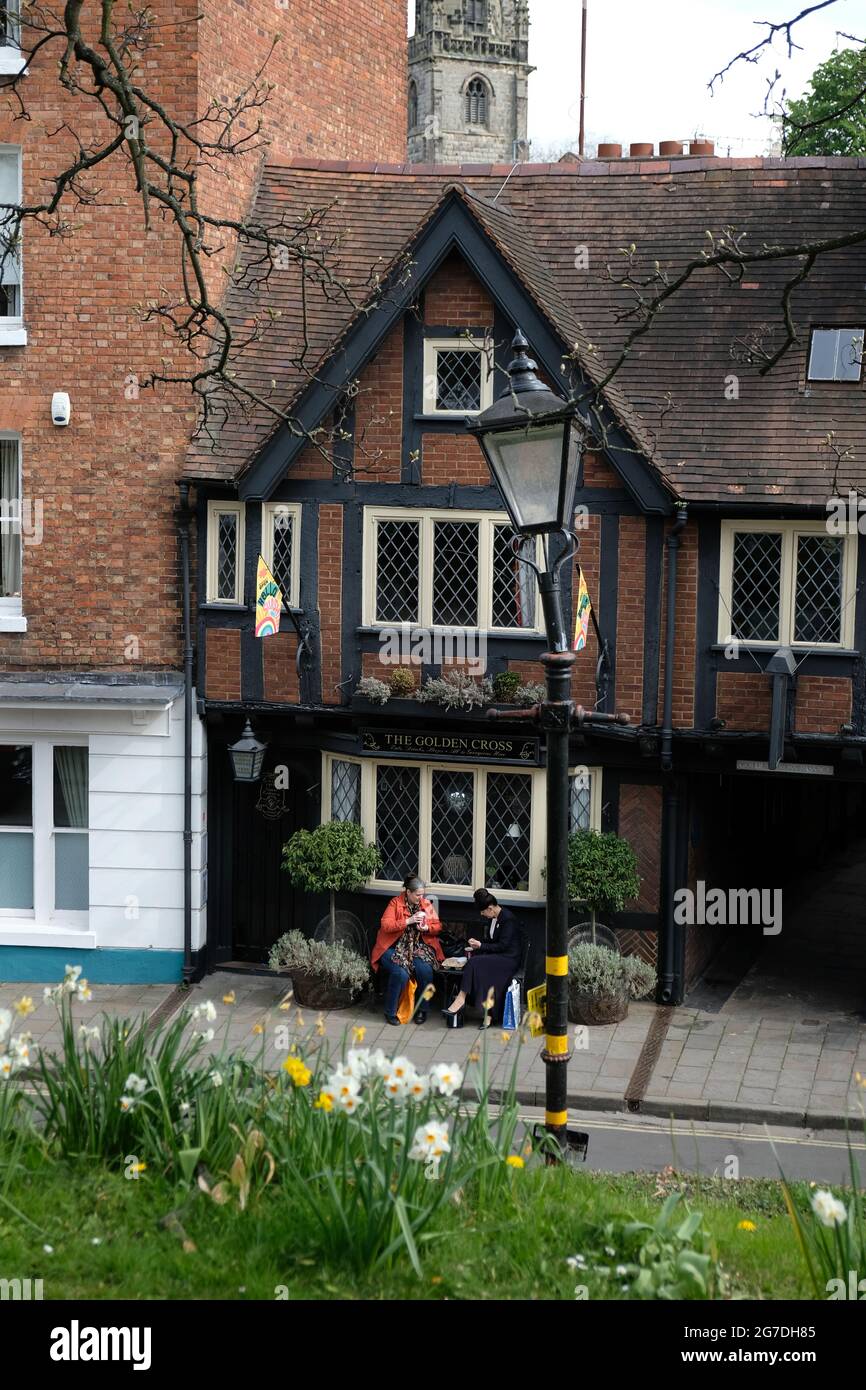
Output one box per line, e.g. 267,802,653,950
396,978,416,1024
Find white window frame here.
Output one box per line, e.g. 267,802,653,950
206,500,245,606
0,431,25,631
0,145,25,343
321,752,601,903
422,336,493,416
0,5,26,77
362,506,544,634
807,326,864,383
261,502,301,609
718,519,856,650
0,738,89,928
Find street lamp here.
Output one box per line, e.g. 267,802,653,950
467,328,590,1156
228,719,268,783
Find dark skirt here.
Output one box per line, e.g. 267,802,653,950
461,953,520,1020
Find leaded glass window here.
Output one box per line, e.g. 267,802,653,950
492,524,536,629
794,535,843,644
730,532,782,642
269,507,296,607
569,772,593,832
375,518,420,622
436,349,482,411
432,520,479,626
208,503,244,605
485,772,531,891
375,763,420,882
430,769,474,884
331,759,361,824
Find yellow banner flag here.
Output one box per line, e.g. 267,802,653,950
255,555,282,638
573,566,592,652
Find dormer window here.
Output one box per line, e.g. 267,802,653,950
807,326,864,383
466,76,489,127
423,336,493,415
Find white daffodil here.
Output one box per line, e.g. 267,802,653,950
9,1036,33,1066
179,1101,191,1117
209,1069,223,1088
344,1048,372,1079
43,986,54,1003
385,1056,416,1083
0,1056,12,1080
124,1073,148,1096
77,979,92,1002
409,1120,451,1161
192,999,218,1023
0,1008,11,1042
383,1075,409,1102
327,1072,361,1102
566,1255,587,1270
64,964,83,984
429,1062,464,1097
197,1027,215,1043
119,1095,137,1113
811,1188,847,1228
406,1073,430,1102
336,1088,362,1115
373,1051,395,1079
78,1025,100,1047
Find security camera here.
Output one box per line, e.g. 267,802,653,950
51,392,71,427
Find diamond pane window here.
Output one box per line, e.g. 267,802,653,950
569,773,593,833
375,764,420,882
331,759,361,824
375,519,420,622
436,349,482,411
485,772,531,891
216,512,239,602
731,532,782,641
430,770,474,885
270,509,295,607
433,520,479,626
794,535,843,644
492,524,536,629
808,327,864,382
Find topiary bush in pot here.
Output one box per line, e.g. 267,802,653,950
491,670,521,703
566,829,641,945
568,941,655,1025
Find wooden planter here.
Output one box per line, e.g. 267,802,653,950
568,986,629,1026
288,969,360,1010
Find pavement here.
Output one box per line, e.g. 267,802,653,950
4,970,865,1131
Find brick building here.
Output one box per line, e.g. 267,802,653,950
189,150,866,1004
0,2,407,981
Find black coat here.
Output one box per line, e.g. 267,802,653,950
474,907,522,965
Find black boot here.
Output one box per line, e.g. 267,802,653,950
441,1007,464,1028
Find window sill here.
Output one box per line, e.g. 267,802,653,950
415,411,483,422
0,922,96,950
0,614,27,633
356,625,545,641
201,601,247,611
0,51,27,76
711,643,858,659
0,325,27,346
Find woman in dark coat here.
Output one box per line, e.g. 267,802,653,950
441,889,523,1029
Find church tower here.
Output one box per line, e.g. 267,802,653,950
408,1,534,164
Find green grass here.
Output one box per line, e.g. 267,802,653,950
0,1155,813,1301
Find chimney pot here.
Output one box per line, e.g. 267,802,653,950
659,140,684,157
629,142,655,157
689,139,715,157
597,143,622,158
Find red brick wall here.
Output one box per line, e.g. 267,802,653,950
619,783,661,913
361,652,422,683
206,629,241,701
319,504,343,704
292,439,334,481
422,432,489,486
354,325,403,482
616,516,646,722
263,632,300,703
423,253,494,326
0,2,406,675
794,676,852,734
657,520,698,728
716,672,772,730
583,451,620,488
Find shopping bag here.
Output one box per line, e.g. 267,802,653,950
502,978,520,1030
396,977,416,1024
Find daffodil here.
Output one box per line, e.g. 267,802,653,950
252,1023,264,1036
192,999,217,1023
64,965,83,984
314,1091,334,1112
315,1013,326,1036
409,1120,450,1161
351,1025,366,1044
811,1189,846,1227
0,1056,12,1080
0,1010,12,1043
429,1062,463,1097
119,1095,136,1112
129,1162,147,1176
406,1074,430,1101
222,990,236,1005
77,980,92,1002
737,1220,757,1232
421,983,436,1002
124,1073,148,1096
337,1089,362,1114
500,1031,511,1044
505,1154,524,1169
9,1037,33,1066
78,1024,100,1047
13,996,34,1017
209,1069,223,1089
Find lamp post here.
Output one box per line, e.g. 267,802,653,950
228,719,268,783
467,329,626,1155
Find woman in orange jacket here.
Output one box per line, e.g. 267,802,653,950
372,875,444,1025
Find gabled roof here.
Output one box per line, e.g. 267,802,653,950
186,155,866,506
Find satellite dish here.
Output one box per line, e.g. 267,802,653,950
313,909,368,958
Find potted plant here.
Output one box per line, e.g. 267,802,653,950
568,941,655,1025
280,820,381,1004
388,666,417,697
268,930,370,1009
492,670,521,703
566,829,641,945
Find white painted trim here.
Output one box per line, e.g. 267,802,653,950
261,502,301,609
422,335,493,416
206,500,245,605
0,924,96,949
718,519,855,649
0,324,26,345
0,614,26,631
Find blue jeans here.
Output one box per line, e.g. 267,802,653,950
379,946,434,1018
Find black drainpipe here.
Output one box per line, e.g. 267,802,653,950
658,503,688,1005
177,482,194,985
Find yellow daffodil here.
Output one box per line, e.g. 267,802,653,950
316,1014,326,1037
737,1220,756,1232
222,990,236,1005
315,1092,333,1112
351,1025,366,1043
296,1012,305,1027
422,983,436,1002
252,1023,264,1035
500,1031,511,1044
13,996,34,1017
130,1162,147,1176
505,1155,524,1169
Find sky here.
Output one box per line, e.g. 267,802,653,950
408,0,863,156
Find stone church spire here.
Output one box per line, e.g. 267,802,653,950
408,2,534,164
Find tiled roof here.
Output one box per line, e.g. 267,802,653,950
186,156,866,505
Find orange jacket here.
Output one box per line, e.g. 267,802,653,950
371,894,444,971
